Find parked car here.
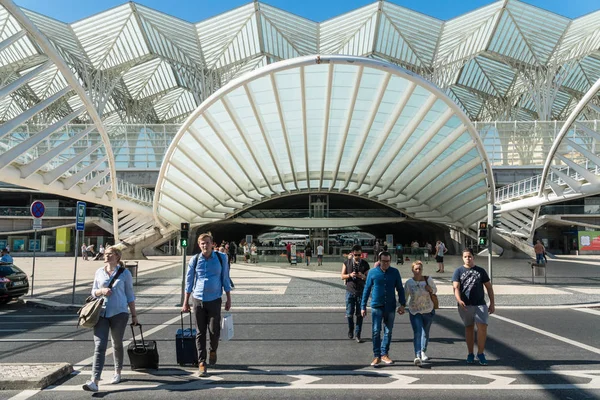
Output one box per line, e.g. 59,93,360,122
0,263,29,304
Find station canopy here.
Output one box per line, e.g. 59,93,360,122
155,55,494,230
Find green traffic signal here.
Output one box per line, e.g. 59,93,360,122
181,238,188,247
479,237,487,246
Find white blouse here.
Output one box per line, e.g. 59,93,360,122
404,276,437,315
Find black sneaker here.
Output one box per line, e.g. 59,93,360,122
348,331,353,339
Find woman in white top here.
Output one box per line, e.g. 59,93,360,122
404,260,437,366
82,247,138,392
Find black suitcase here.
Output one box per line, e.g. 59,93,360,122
176,312,198,366
127,324,159,370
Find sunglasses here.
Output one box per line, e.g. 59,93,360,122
353,253,362,257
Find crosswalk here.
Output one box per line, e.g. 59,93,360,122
47,367,600,392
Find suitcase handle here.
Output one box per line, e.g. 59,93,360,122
180,311,193,332
130,323,147,352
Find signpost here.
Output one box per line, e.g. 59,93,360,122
29,201,45,296
72,201,86,303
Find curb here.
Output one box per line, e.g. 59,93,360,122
0,363,73,390
24,298,79,311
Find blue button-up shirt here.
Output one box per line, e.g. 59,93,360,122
361,266,406,313
185,251,231,302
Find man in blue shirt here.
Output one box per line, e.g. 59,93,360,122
361,251,406,367
0,248,13,263
182,233,232,377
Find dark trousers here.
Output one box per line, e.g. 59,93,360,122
192,298,222,364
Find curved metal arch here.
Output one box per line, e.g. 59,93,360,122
3,0,118,196
539,77,600,196
154,55,495,230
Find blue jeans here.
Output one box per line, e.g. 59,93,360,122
371,307,396,357
409,311,435,357
536,253,545,264
345,291,363,337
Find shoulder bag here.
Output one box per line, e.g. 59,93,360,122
78,266,125,328
424,276,439,309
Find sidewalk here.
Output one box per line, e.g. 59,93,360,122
6,253,600,309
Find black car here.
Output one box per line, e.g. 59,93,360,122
0,263,29,303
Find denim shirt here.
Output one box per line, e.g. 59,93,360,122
92,267,135,318
185,251,231,302
361,266,406,313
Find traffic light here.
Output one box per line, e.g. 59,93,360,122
492,205,502,228
478,221,488,246
180,222,189,247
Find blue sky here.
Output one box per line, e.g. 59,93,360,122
13,0,600,23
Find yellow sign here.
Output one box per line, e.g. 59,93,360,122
56,227,71,252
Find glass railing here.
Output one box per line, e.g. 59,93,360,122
495,160,600,203
4,121,598,171
539,205,600,215
0,206,113,223
236,209,406,219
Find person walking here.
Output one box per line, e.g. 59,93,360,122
304,242,312,266
229,241,237,264
81,244,88,261
435,240,447,273
534,240,545,265
182,233,232,377
82,247,138,392
316,242,324,266
373,240,381,262
404,260,437,366
361,251,406,367
452,248,495,366
341,244,370,343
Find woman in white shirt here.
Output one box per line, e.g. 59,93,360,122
404,260,437,366
82,247,138,392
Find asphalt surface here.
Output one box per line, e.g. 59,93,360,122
1,304,600,399
0,255,599,399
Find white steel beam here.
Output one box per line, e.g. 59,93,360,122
62,157,107,190
0,60,52,100
43,142,102,185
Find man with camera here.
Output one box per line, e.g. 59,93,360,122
341,244,370,343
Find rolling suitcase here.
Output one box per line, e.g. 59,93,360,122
176,311,198,366
127,324,159,370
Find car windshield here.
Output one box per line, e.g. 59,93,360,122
0,265,21,276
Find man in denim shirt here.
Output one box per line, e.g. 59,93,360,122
182,233,232,377
361,251,406,367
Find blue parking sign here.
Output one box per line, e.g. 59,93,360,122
76,201,86,231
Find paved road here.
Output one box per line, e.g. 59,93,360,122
1,303,599,400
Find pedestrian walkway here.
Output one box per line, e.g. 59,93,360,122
7,254,599,310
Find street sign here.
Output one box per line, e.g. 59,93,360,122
32,218,42,230
76,201,86,231
30,201,45,218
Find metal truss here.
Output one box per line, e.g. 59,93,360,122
154,55,495,231
0,0,154,245
495,77,600,240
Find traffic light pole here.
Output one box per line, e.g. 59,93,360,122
487,203,493,284
488,224,493,284
179,247,187,306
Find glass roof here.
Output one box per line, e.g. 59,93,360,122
0,0,595,127
155,55,494,229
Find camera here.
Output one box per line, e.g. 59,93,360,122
352,263,359,279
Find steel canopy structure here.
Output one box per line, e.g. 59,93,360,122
155,55,495,230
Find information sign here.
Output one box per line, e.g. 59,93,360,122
76,201,86,231
33,218,42,230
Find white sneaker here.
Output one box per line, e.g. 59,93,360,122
421,351,429,361
110,374,121,384
82,380,98,392
414,357,422,366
